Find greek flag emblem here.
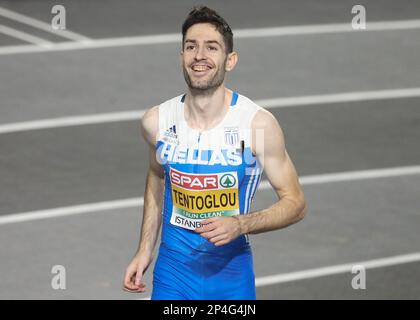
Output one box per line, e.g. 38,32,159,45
224,127,239,146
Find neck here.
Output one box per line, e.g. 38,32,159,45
184,85,231,131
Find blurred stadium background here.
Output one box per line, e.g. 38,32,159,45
0,0,419,299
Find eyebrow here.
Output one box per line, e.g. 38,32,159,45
184,39,222,47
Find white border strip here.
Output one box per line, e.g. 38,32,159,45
1,87,420,135
1,165,419,225
0,19,419,55
0,6,91,41
0,24,53,47
255,252,420,286
138,251,420,299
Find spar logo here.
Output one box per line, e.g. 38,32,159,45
170,168,238,190
170,168,218,190
220,173,236,188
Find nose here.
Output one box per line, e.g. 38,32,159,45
194,45,206,61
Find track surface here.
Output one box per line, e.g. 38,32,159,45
0,0,419,299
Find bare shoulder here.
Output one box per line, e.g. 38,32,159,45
251,108,286,156
140,105,159,146
252,108,281,131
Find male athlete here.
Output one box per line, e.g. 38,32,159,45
123,6,307,299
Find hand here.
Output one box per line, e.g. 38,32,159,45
195,216,242,246
123,254,151,293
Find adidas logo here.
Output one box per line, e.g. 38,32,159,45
163,125,178,144
167,125,176,134
165,125,177,137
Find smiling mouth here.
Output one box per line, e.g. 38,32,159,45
191,64,213,73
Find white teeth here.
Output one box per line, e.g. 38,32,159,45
192,65,210,71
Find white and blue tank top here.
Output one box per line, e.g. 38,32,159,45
156,92,263,254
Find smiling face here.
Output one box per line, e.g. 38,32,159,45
181,23,236,92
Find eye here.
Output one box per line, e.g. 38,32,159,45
208,46,217,51
185,45,195,51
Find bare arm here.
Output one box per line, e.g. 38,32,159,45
238,109,307,234
136,146,164,257
123,106,164,293
196,109,307,245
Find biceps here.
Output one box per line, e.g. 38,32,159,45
263,150,302,199
149,145,164,179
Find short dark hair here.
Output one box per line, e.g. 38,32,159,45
182,6,233,53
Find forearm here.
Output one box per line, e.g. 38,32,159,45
237,195,307,235
137,170,164,257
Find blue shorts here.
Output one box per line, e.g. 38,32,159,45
151,243,256,300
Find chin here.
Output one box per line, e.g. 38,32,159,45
192,83,211,90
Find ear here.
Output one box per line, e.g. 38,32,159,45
225,51,238,72
179,50,185,70
179,50,183,64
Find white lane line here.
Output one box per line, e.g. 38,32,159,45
138,251,420,299
0,25,53,47
2,87,420,135
0,110,146,134
0,165,419,225
0,6,91,42
0,19,419,55
259,88,420,108
259,165,420,189
0,198,143,225
235,19,420,38
255,252,420,287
